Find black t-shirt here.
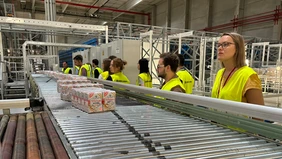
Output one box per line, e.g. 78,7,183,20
94,69,100,78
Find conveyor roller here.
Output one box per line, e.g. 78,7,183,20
31,74,282,159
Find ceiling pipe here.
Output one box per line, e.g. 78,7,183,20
41,0,151,25
202,6,282,32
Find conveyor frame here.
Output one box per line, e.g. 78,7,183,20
89,78,282,142
29,74,282,158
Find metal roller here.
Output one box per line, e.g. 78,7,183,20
32,74,282,159
42,112,69,159
2,115,17,159
26,113,40,159
34,113,55,159
0,115,9,140
12,115,26,159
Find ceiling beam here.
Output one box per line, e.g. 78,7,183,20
32,0,36,13
57,0,71,21
113,0,142,19
86,0,109,16
62,0,72,13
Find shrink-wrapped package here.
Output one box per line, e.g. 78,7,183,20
71,87,116,113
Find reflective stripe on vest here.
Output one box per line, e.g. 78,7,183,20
110,72,130,84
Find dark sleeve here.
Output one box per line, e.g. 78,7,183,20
106,76,113,81
94,69,100,78
171,86,185,93
69,69,72,74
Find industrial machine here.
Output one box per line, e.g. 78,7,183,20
6,73,277,159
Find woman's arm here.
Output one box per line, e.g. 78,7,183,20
138,76,144,86
243,74,264,105
245,89,264,105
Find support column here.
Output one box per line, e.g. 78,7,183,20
0,32,4,99
166,0,171,28
184,0,191,29
207,0,213,28
273,22,282,40
44,0,57,69
151,4,157,26
272,2,282,40
234,0,245,33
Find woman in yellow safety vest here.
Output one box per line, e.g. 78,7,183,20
107,58,130,84
136,58,152,88
211,32,264,105
99,58,111,80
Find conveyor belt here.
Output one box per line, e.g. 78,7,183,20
32,74,282,159
0,112,69,159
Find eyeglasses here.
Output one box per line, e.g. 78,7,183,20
157,64,164,68
217,42,234,48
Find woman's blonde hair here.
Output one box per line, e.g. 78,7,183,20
221,32,246,68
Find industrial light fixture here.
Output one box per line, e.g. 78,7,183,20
131,0,143,8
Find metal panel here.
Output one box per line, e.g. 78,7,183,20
0,17,107,31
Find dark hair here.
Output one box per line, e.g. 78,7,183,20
112,58,127,71
108,55,117,60
103,58,111,72
159,53,179,72
138,58,149,74
177,54,184,66
73,55,83,62
92,59,99,65
63,61,68,64
138,58,152,80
